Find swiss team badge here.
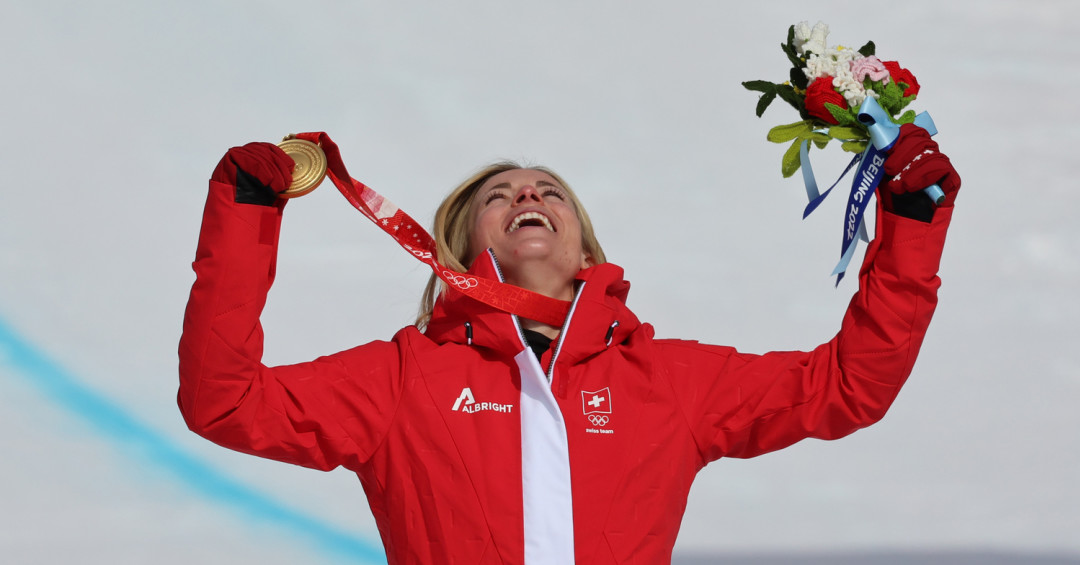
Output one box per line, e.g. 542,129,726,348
582,387,612,427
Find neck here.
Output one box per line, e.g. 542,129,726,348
505,265,577,341
500,250,579,296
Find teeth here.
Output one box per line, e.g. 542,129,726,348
507,212,554,233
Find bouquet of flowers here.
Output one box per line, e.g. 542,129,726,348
743,21,922,178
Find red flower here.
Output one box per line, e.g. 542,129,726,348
804,77,848,124
883,60,920,97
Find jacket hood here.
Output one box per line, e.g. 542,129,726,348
424,250,641,366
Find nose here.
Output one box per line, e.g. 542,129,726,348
512,185,543,206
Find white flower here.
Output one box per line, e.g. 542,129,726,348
803,53,829,81
793,21,813,54
803,46,857,81
802,21,830,56
802,43,875,107
832,73,863,106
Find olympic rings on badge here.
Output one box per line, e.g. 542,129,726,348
442,271,479,290
588,415,609,427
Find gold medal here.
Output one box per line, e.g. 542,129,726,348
277,137,328,198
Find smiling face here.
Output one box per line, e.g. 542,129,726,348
417,162,607,328
467,168,594,293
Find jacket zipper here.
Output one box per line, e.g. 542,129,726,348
486,250,530,350
546,282,584,383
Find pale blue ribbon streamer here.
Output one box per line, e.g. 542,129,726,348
800,139,866,239
798,136,867,285
832,143,888,284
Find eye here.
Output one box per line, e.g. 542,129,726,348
542,188,566,200
484,191,508,205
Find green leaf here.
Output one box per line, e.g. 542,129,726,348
782,44,803,72
742,80,777,93
896,88,915,111
877,82,903,115
825,103,858,127
781,25,804,70
896,109,916,124
828,126,866,140
841,140,868,153
776,84,804,113
755,90,777,117
810,132,831,150
858,40,876,57
788,66,808,90
767,120,812,143
782,138,803,178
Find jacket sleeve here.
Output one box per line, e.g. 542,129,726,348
177,180,403,472
661,201,953,463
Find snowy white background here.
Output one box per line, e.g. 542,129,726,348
2,1,1077,563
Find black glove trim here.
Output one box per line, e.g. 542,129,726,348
234,167,280,207
888,191,935,223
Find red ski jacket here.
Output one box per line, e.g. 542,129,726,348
179,179,952,565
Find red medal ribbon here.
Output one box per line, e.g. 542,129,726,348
294,132,572,327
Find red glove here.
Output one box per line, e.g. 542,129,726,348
211,142,295,206
880,123,961,209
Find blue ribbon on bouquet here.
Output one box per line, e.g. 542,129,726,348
798,97,945,285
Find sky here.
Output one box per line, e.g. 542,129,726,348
2,1,1078,563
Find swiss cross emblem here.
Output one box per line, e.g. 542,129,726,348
582,388,611,415
582,388,612,415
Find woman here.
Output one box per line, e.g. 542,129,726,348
179,127,959,564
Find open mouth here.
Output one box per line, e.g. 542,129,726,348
506,212,555,233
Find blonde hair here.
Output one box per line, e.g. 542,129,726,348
416,161,606,329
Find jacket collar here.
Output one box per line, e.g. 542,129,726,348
424,250,640,366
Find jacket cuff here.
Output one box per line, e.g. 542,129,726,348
873,200,953,281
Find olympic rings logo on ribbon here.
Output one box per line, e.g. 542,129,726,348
588,415,609,427
442,271,479,290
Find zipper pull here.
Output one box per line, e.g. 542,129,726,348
604,321,620,347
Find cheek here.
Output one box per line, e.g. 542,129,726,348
560,211,586,247
565,217,593,267
467,208,498,255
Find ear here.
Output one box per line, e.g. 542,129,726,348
580,252,595,270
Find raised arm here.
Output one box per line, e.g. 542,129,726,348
666,126,960,463
178,143,402,472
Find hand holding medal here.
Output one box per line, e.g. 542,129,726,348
276,136,328,198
